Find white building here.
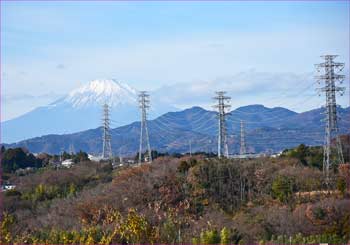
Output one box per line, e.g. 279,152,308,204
61,159,74,168
1,184,16,192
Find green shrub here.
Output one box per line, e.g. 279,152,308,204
220,227,230,245
22,183,78,202
193,227,241,245
271,176,295,203
160,218,177,243
200,229,220,244
177,160,190,174
337,178,346,196
313,207,326,220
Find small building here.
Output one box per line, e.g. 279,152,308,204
127,159,135,164
61,159,74,168
270,152,283,158
1,184,16,192
88,154,103,162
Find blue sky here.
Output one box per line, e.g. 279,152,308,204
1,1,349,120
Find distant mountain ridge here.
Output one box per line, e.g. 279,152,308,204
1,79,177,143
5,105,350,155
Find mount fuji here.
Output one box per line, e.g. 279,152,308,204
1,79,177,143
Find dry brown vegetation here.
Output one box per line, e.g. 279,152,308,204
2,155,350,244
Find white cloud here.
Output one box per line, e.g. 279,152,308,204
153,70,349,113
2,27,349,119
8,27,348,89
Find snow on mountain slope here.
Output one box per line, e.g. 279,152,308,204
1,79,175,143
59,79,138,108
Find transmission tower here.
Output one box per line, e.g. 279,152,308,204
240,120,247,155
119,149,123,164
139,91,152,163
59,147,64,162
69,143,75,155
189,140,192,157
316,55,345,181
213,91,231,158
102,103,113,159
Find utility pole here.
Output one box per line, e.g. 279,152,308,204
207,139,211,155
119,149,123,164
69,143,75,155
139,91,152,164
102,103,113,159
316,55,345,182
60,147,64,162
240,120,247,155
189,140,192,157
213,91,231,158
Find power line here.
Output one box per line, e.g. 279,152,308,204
240,120,247,155
230,81,319,114
155,116,184,129
190,115,218,132
228,95,323,124
266,81,319,108
139,91,152,163
226,101,325,125
187,111,216,125
150,122,178,141
316,55,346,183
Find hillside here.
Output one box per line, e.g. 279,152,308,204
2,155,350,244
6,105,350,155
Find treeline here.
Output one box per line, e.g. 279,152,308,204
1,146,90,174
281,134,350,170
134,150,217,162
1,146,42,173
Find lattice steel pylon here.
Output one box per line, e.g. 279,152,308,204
139,91,152,163
102,103,113,159
240,120,247,155
315,55,346,182
69,143,75,155
213,91,231,158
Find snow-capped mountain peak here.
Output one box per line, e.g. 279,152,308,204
60,79,138,108
2,78,179,143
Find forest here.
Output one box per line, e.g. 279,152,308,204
1,143,350,244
